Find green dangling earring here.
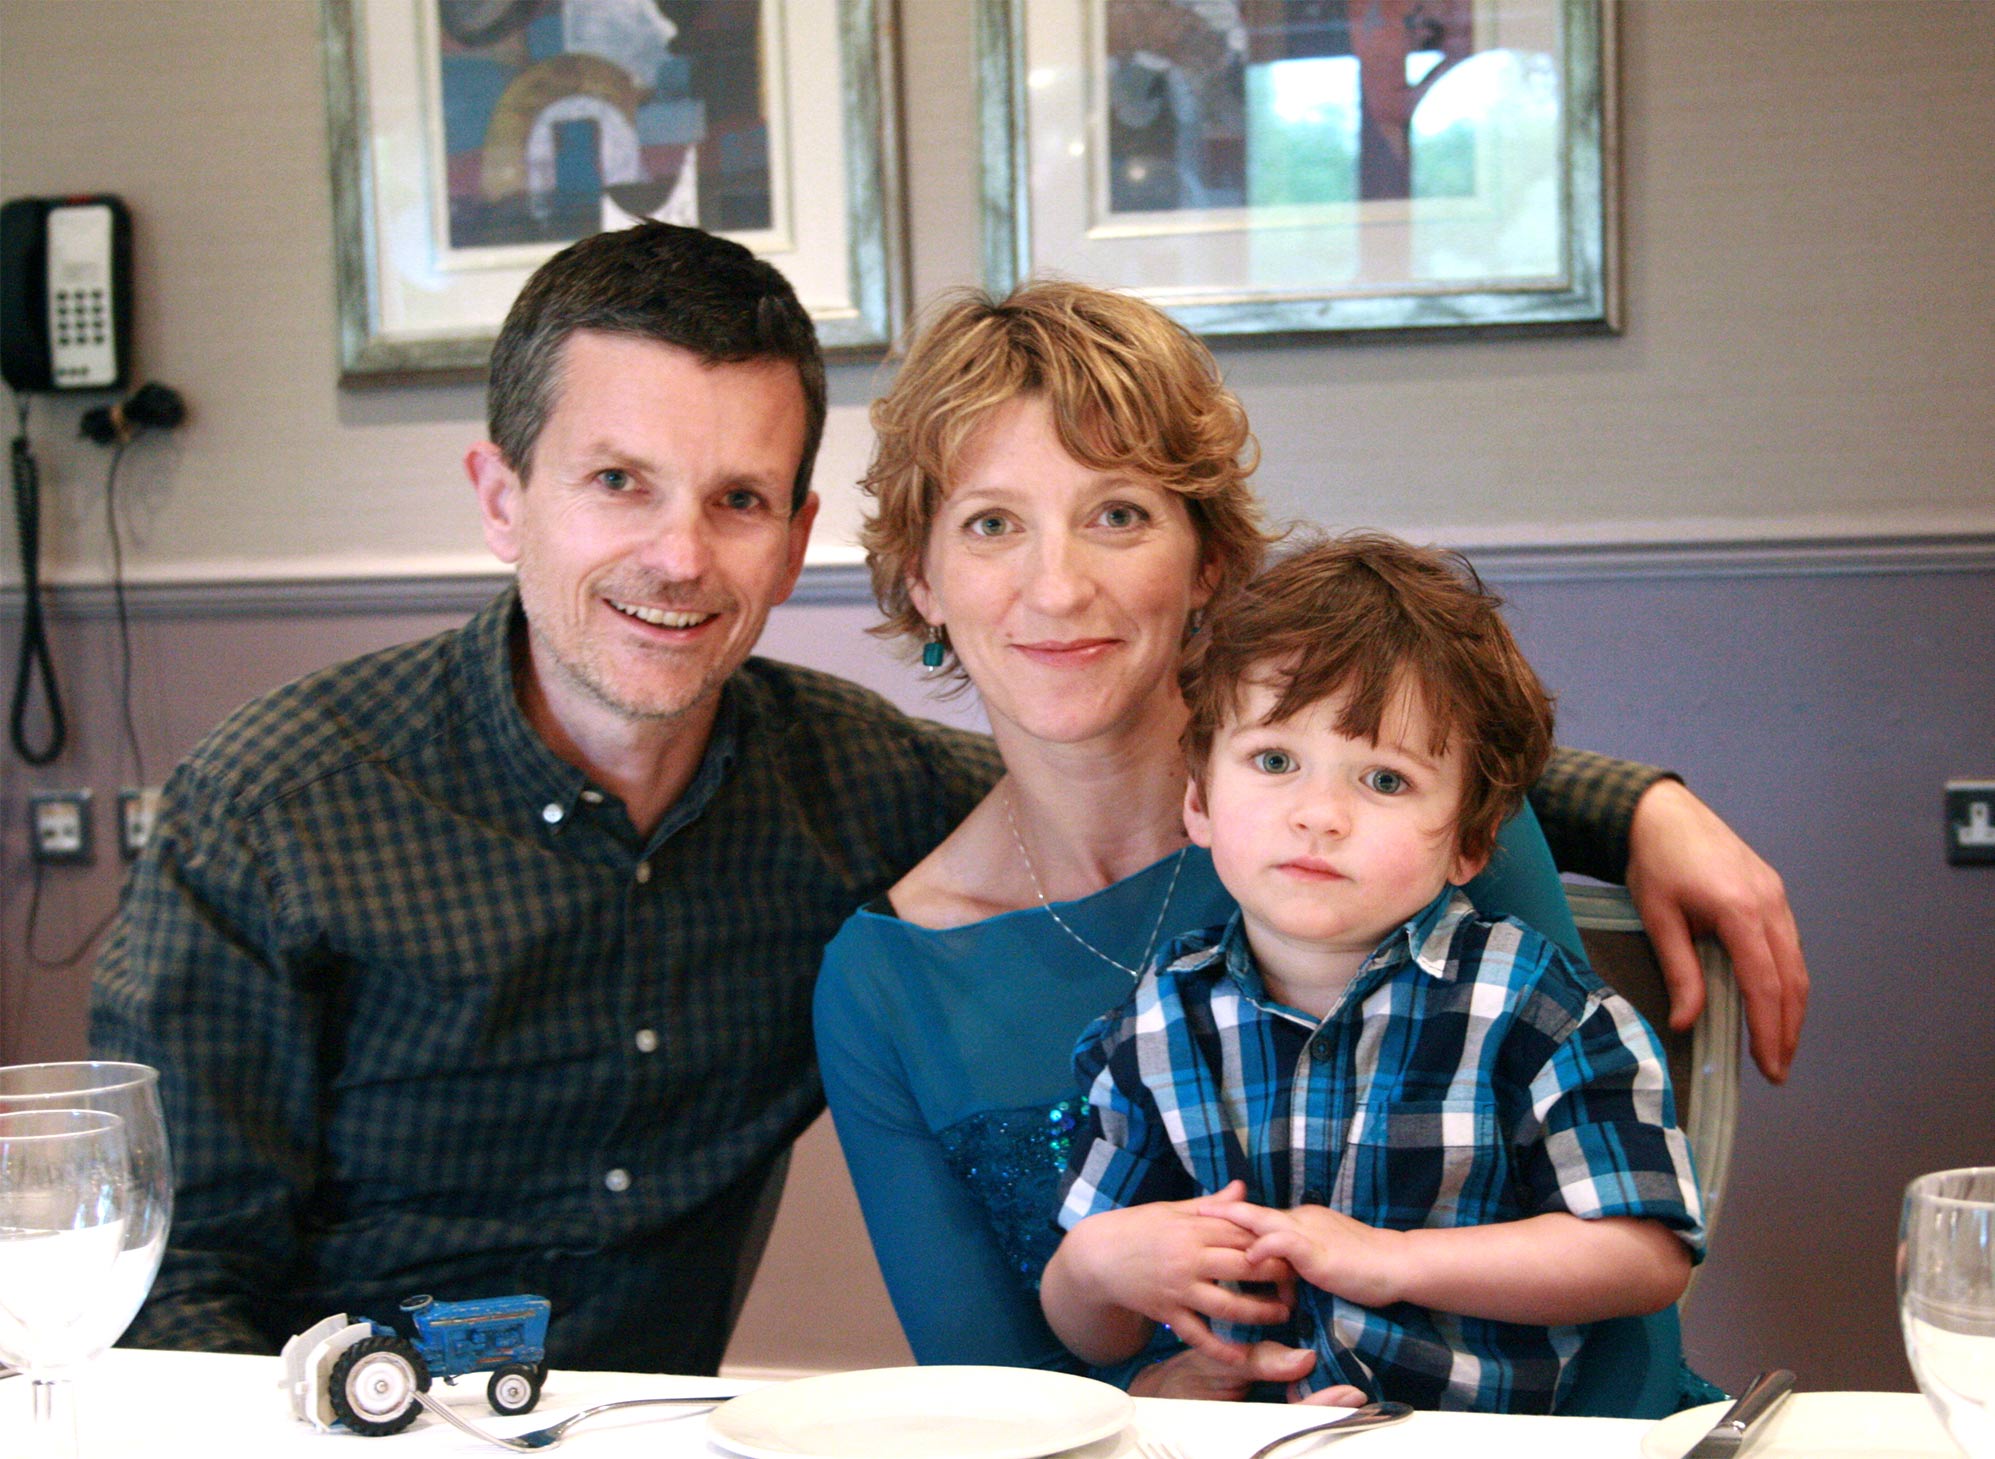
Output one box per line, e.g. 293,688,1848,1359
922,626,946,673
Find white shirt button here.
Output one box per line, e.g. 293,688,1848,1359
603,1168,631,1193
634,860,652,885
541,803,564,824
634,1028,659,1054
580,789,604,804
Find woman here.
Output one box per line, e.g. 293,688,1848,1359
814,282,1799,1400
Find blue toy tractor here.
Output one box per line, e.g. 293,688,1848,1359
282,1293,552,1437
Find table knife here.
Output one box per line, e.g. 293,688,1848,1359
1683,1369,1796,1457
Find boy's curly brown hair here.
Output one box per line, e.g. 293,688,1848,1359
1181,532,1555,866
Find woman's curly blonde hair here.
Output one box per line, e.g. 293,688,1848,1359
860,281,1273,676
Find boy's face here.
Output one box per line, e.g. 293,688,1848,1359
1184,674,1488,976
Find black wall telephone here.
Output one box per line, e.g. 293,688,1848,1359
2,194,133,394
4,194,145,763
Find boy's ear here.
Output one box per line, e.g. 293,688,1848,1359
1449,841,1491,888
1182,775,1214,848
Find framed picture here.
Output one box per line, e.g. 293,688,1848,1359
979,0,1617,339
322,0,905,380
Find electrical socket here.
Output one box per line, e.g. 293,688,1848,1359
118,787,161,859
1948,780,1995,865
29,790,94,864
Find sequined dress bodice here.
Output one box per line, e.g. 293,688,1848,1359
936,1096,1088,1291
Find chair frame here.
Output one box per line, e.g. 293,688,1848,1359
1564,881,1740,1269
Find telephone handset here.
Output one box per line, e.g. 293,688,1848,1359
3,194,138,764
1,194,133,394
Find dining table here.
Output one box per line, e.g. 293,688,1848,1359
1,1348,1956,1459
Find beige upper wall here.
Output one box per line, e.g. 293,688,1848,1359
1,0,1989,588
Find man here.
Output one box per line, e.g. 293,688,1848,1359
92,223,999,1372
95,221,1805,1379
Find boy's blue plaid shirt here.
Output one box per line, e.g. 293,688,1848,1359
1058,889,1706,1412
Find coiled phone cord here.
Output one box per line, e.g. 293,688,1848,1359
10,395,67,763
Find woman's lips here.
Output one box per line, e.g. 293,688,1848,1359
1010,637,1120,665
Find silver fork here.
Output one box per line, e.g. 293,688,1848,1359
1137,1436,1193,1459
411,1388,733,1450
1244,1401,1414,1459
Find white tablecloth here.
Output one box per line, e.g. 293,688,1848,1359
0,1348,1937,1459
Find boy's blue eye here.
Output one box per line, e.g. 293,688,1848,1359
968,513,1009,537
1252,750,1296,775
1365,768,1408,795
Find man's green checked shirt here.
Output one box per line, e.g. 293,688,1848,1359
92,588,999,1371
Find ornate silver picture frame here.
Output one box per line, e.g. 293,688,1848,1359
322,0,905,381
980,0,1618,340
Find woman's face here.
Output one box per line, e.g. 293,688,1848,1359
909,394,1213,749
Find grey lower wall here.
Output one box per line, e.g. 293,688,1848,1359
1499,559,1995,1395
4,551,1993,1396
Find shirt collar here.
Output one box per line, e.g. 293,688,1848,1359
454,584,743,846
1374,884,1479,978
457,586,588,815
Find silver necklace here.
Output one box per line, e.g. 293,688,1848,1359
1005,785,1188,980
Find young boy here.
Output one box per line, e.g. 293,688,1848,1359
1040,533,1705,1412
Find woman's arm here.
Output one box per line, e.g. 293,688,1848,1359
814,928,1078,1370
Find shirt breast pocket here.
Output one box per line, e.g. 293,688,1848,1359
1342,1099,1501,1229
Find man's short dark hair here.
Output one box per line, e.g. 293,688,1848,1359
1181,531,1556,867
487,222,826,510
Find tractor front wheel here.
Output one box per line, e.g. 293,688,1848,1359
328,1335,431,1436
488,1362,544,1416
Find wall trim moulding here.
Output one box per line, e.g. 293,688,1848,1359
4,534,1994,621
1462,532,1995,584
0,566,879,621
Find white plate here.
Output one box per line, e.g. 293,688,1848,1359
707,1366,1134,1459
1642,1391,1959,1458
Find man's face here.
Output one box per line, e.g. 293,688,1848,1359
469,330,816,744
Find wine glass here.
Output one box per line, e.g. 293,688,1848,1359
0,1108,132,1459
1901,1166,1995,1458
0,1063,173,1455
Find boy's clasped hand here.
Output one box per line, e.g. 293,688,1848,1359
1056,1178,1372,1407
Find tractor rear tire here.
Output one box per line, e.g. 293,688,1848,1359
488,1362,544,1416
328,1335,431,1436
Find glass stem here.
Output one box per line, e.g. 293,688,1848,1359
30,1376,81,1459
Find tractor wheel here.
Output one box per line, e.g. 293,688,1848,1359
328,1335,431,1436
487,1362,544,1416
